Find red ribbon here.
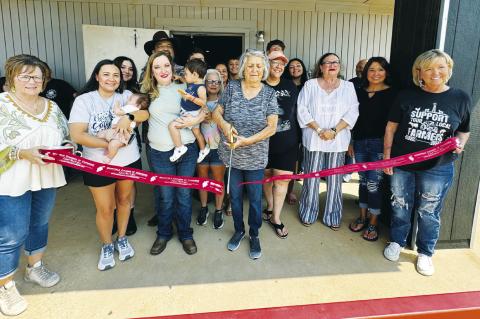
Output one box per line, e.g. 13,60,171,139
241,137,459,185
39,149,224,194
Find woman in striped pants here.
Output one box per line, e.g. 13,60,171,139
297,53,359,229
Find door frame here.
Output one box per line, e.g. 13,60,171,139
154,18,257,51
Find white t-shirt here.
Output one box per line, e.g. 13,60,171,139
69,90,140,166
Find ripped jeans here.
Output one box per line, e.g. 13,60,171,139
389,162,454,256
354,138,384,215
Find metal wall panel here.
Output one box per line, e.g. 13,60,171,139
0,0,393,89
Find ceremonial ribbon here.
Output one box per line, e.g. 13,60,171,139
39,148,224,195
241,137,459,185
40,137,458,192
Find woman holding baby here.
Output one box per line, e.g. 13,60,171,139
142,52,206,257
69,59,149,271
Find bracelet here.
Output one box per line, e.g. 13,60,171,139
315,127,322,134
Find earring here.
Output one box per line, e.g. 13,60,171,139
418,77,424,87
10,86,15,93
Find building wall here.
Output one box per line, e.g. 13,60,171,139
0,0,393,89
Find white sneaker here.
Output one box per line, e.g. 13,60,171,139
115,236,135,261
384,242,403,261
0,281,27,316
197,145,210,163
169,145,188,162
24,261,60,288
417,253,435,276
98,243,115,271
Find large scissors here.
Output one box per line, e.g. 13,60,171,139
226,125,236,196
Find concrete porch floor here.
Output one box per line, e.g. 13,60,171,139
9,173,480,319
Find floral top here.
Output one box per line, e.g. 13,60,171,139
0,92,68,196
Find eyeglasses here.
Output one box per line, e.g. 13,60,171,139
17,75,43,83
270,60,286,67
321,61,340,66
206,80,221,85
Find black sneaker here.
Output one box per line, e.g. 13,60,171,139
249,236,262,260
213,209,224,229
197,206,209,225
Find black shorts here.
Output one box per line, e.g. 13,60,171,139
266,144,299,172
83,158,143,187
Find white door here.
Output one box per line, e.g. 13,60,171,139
82,25,167,81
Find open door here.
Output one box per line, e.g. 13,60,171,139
82,25,166,80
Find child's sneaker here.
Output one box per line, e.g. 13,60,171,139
213,209,224,229
170,145,188,162
197,145,210,163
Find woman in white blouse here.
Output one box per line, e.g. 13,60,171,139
0,55,69,316
297,53,359,229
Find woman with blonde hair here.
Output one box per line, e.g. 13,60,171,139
383,49,471,276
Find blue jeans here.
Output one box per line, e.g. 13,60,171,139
148,143,198,241
0,188,57,279
229,168,264,237
389,162,454,256
354,138,384,215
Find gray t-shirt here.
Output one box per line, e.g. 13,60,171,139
217,80,279,170
69,90,140,166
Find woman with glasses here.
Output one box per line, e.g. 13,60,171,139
297,53,359,229
262,51,299,239
0,55,70,316
196,69,226,229
213,49,279,259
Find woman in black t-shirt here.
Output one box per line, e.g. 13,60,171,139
383,50,471,276
263,51,299,239
348,57,397,242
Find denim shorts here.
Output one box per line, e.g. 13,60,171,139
198,148,224,166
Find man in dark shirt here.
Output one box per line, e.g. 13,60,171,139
349,59,367,89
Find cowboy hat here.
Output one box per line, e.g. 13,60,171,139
144,31,176,56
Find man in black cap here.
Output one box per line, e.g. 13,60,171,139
143,30,184,77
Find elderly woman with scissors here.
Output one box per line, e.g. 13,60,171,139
213,49,279,260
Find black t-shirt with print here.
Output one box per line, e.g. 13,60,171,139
389,87,471,171
40,79,77,119
264,78,299,154
352,87,398,140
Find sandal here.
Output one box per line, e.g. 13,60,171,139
301,221,313,227
349,217,367,233
329,225,340,231
363,224,379,241
262,209,273,221
269,220,288,239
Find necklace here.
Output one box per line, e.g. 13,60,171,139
10,92,43,115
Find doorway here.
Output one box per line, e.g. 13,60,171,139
172,33,243,68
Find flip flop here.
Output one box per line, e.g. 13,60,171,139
363,224,379,241
349,217,368,233
329,225,340,231
269,220,288,239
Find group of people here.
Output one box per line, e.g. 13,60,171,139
0,30,473,316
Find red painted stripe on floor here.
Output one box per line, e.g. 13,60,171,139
137,291,480,319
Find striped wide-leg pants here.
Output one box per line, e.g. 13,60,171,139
299,150,345,226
